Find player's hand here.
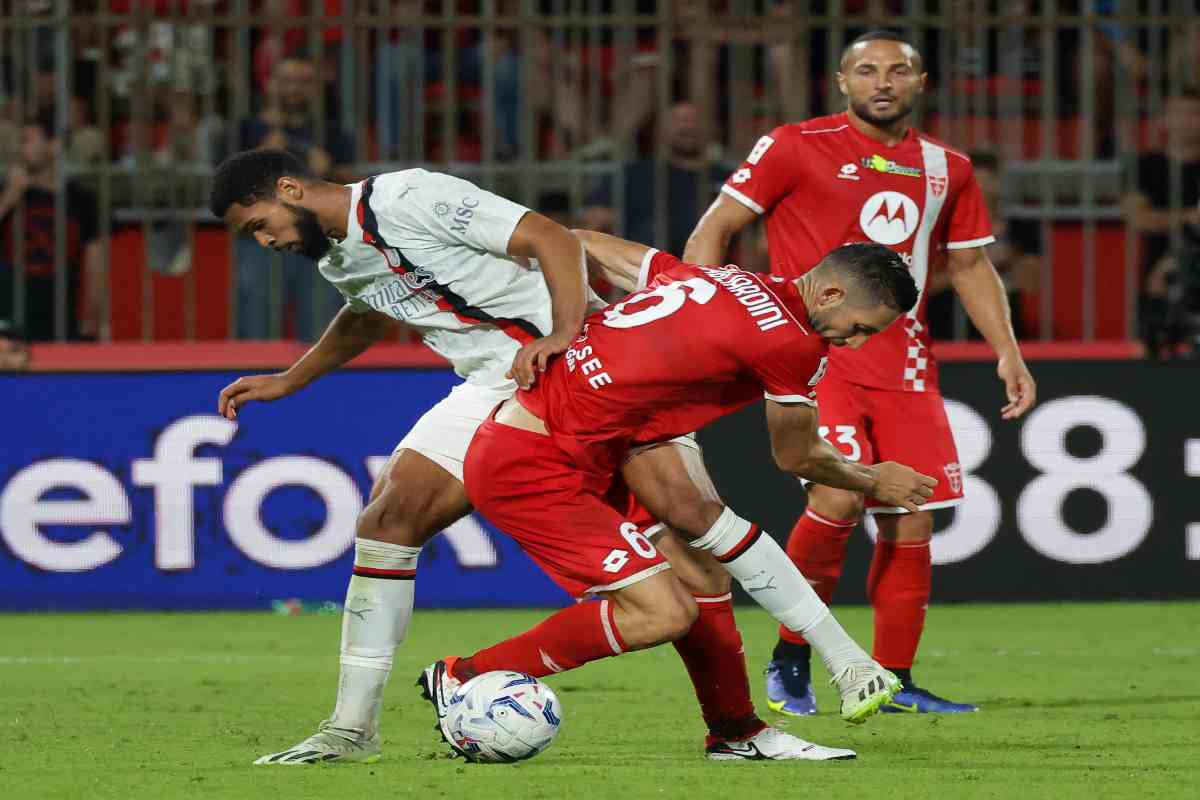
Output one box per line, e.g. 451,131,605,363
867,462,938,513
507,332,572,390
217,372,298,420
997,351,1036,420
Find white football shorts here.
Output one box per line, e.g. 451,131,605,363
393,381,514,482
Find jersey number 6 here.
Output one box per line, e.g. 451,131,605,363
602,277,717,329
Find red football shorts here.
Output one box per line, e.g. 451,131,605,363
814,373,964,514
464,419,672,598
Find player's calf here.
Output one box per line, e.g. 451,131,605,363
653,531,733,597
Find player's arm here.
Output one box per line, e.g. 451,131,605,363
682,193,759,265
505,212,589,388
571,229,654,292
946,245,1036,420
402,173,588,388
765,400,937,513
684,128,797,265
217,305,396,420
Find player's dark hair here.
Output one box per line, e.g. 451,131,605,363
209,149,311,219
841,29,923,71
827,242,918,313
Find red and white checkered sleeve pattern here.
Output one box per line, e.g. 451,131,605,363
902,318,930,392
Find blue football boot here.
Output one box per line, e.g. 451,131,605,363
882,683,979,713
764,660,818,716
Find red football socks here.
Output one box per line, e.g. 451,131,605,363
866,538,931,670
672,594,766,744
453,599,626,681
777,509,856,646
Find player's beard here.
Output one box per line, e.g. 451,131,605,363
807,310,848,347
849,94,916,128
284,202,333,261
807,310,834,341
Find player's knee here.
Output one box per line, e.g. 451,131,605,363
656,536,732,596
356,486,429,547
807,485,865,521
612,583,698,647
678,568,732,598
874,510,933,543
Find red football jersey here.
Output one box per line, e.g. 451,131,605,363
722,112,994,393
519,250,829,478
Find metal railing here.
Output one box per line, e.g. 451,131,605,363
2,1,1199,343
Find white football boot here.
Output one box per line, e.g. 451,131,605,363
253,720,380,765
416,658,465,756
706,726,856,761
831,662,902,724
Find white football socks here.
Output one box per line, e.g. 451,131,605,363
689,506,872,677
329,538,421,736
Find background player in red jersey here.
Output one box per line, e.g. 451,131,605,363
419,232,939,760
684,30,1037,714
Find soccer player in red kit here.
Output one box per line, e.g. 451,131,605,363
419,232,939,759
684,30,1037,714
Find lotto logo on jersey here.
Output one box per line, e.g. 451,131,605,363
746,135,775,165
859,191,919,246
731,168,752,184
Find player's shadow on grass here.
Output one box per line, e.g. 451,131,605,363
981,693,1200,710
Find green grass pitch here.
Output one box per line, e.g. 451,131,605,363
2,602,1198,800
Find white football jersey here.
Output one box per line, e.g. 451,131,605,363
319,169,596,389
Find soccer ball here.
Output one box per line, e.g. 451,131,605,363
444,670,563,763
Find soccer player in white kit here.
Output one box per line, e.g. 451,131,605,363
209,150,840,764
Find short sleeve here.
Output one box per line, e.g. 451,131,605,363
403,171,531,255
944,167,996,250
720,126,804,216
751,339,827,405
636,248,684,290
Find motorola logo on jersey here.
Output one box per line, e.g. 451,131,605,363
859,191,919,246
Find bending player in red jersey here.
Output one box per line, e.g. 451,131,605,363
418,231,938,760
685,29,1037,715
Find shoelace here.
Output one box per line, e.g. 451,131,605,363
828,662,880,690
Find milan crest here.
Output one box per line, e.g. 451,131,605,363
943,462,962,494
928,174,947,198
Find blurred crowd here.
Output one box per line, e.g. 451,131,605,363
1,0,1199,358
